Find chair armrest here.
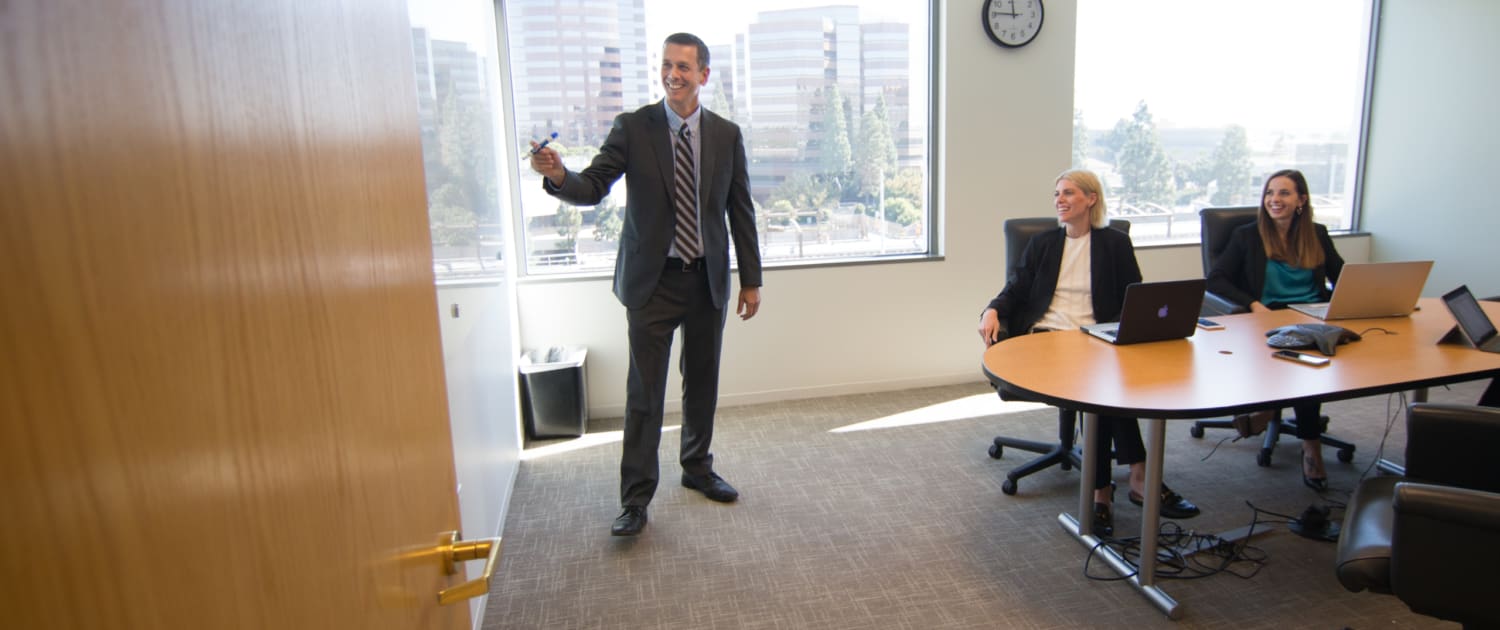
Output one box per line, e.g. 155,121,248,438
1390,481,1500,628
1200,290,1247,316
1394,482,1500,531
1335,475,1399,594
1406,404,1500,492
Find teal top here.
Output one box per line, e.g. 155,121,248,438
1262,259,1320,307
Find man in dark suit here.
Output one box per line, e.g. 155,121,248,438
529,32,762,536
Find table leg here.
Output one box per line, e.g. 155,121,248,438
1378,388,1426,476
1139,418,1166,587
1078,412,1098,536
1057,416,1180,619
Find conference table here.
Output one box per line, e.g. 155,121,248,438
981,297,1500,619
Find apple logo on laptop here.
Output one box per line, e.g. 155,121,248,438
1158,304,1169,319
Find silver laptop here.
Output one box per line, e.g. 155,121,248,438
1083,279,1206,345
1288,261,1433,320
1440,285,1500,353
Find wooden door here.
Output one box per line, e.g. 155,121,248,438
0,1,473,628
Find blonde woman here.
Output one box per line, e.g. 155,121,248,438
981,169,1200,535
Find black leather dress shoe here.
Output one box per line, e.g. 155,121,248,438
681,472,739,502
611,506,647,536
1128,484,1201,519
1092,502,1114,537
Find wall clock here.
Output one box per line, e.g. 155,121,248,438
982,0,1044,48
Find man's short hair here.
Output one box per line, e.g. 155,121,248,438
664,32,709,68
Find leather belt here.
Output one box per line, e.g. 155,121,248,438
665,257,705,272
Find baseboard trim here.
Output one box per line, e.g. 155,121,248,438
586,371,985,420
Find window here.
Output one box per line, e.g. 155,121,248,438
501,0,934,275
1073,0,1375,244
408,2,510,280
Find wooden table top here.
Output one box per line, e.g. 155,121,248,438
981,297,1500,419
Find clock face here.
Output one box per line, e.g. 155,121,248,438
983,0,1044,48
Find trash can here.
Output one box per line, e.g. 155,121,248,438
518,346,588,439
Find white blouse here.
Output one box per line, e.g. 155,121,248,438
1035,230,1096,331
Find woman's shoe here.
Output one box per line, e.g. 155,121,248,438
1127,484,1201,519
1302,453,1328,492
1092,502,1114,537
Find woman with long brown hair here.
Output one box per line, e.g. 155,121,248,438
1206,169,1345,490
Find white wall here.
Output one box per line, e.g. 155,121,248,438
1361,0,1500,299
516,1,1376,419
436,283,521,624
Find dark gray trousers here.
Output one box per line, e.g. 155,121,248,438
620,263,726,507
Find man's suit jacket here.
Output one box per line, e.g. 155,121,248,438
547,101,762,310
984,226,1141,338
1205,222,1343,309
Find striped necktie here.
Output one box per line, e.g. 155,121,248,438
673,123,700,259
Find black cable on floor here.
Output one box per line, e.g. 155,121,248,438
1198,434,1236,462
1082,504,1275,582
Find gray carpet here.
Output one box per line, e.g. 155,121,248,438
483,380,1485,629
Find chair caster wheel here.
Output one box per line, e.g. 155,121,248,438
1190,425,1205,438
988,443,1003,459
1256,451,1272,467
1337,447,1355,463
1060,461,1072,471
1001,479,1018,495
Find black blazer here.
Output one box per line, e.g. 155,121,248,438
985,226,1142,338
1205,222,1343,309
546,101,762,310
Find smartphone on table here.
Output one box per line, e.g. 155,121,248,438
1197,317,1224,330
1272,349,1330,366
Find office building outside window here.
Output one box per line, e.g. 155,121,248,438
409,14,509,280
1073,0,1375,244
502,0,933,275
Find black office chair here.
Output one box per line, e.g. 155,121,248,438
1336,403,1500,629
1189,206,1356,466
1196,206,1260,317
986,217,1129,495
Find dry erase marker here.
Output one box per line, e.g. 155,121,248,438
526,131,558,159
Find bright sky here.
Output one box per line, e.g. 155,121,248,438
408,1,927,76
410,1,922,52
642,0,922,50
408,0,931,126
407,2,491,47
1074,0,1372,131
407,0,1370,133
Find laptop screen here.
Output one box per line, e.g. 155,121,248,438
1443,285,1498,345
